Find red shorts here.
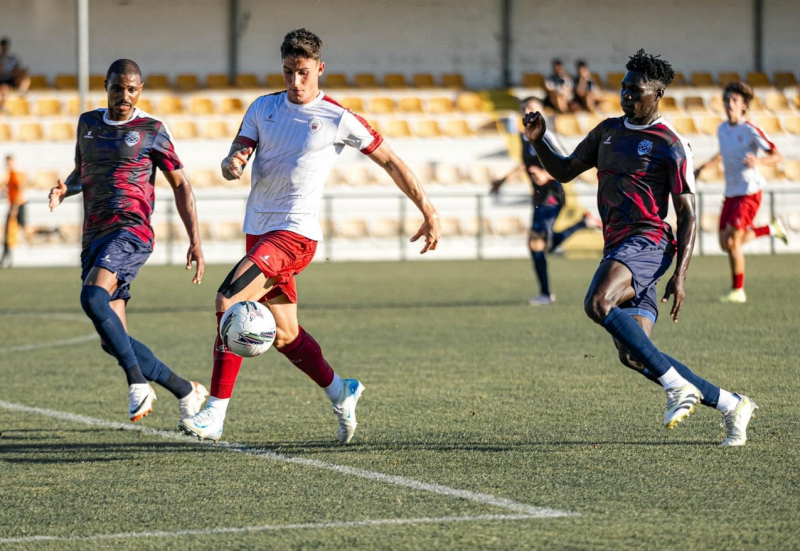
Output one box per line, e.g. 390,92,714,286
719,191,762,231
245,230,318,304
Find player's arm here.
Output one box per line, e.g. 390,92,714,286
163,169,205,284
744,147,782,168
523,112,592,183
693,152,721,179
367,141,440,253
49,141,82,211
490,163,525,194
222,101,260,180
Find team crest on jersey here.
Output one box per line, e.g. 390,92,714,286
637,139,653,155
309,118,323,134
124,131,141,146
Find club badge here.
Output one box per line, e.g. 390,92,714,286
124,131,141,146
637,139,653,156
309,118,322,134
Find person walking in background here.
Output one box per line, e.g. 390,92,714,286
1,154,32,268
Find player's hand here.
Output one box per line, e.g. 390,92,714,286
221,147,253,181
411,212,440,254
489,178,505,195
522,111,546,143
186,242,205,284
48,179,67,211
661,273,686,323
742,153,759,168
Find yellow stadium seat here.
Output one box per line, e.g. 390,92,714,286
67,97,84,116
699,116,724,135
366,119,380,135
206,74,230,89
171,121,198,140
672,72,688,87
415,119,442,138
158,96,184,115
690,72,715,87
455,93,485,113
783,159,800,181
189,169,218,188
659,97,681,113
773,72,797,89
784,116,800,135
6,97,30,116
748,96,765,113
48,122,75,141
189,97,215,116
236,74,259,88
219,97,245,115
497,216,527,236
28,75,49,89
204,121,231,140
383,119,412,138
324,73,348,88
266,73,285,88
443,119,474,137
371,218,401,237
368,97,395,114
355,73,378,88
442,73,465,89
136,98,154,113
413,73,436,88
746,72,770,88
683,96,707,113
581,115,605,133
0,123,12,141
427,97,454,114
670,116,699,135
339,97,364,112
765,93,791,112
335,219,370,238
55,75,77,90
554,114,581,136
709,95,724,114
521,73,545,88
755,116,783,134
33,170,60,191
398,97,423,114
18,123,44,141
89,75,105,90
718,72,740,87
434,164,464,185
146,74,170,89
697,161,723,182
606,72,625,90
700,213,720,232
176,74,199,91
384,73,407,88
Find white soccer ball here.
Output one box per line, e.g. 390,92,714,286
219,301,277,357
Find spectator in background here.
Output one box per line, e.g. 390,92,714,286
1,155,32,268
543,59,573,113
0,37,31,114
572,60,598,113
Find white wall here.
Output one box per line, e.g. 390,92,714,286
762,0,800,75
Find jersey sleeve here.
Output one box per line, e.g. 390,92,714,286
337,110,383,155
572,121,604,167
748,123,777,153
667,139,695,195
150,122,184,172
234,100,260,150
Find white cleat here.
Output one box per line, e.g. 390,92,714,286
720,288,747,303
664,384,702,429
721,395,758,447
528,294,555,306
178,407,224,442
333,379,365,445
128,383,156,422
770,217,789,245
178,381,209,420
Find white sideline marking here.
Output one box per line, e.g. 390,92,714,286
0,401,578,527
0,514,538,544
0,334,98,354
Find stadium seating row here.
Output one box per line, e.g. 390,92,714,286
523,71,799,90
552,113,800,136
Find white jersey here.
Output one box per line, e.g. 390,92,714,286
236,91,382,240
718,120,776,197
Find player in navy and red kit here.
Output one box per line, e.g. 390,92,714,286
492,96,600,305
48,59,208,422
523,50,756,446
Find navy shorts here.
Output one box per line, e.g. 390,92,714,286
601,235,674,324
531,203,562,239
80,230,152,301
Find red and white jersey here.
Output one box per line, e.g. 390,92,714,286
718,120,776,197
236,90,382,240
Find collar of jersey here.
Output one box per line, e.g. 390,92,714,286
102,107,142,126
283,91,325,111
623,116,664,130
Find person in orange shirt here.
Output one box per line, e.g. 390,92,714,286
1,154,31,268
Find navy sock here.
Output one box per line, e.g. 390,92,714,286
129,337,193,399
80,285,146,385
531,251,550,295
662,354,720,408
551,219,586,251
601,308,673,377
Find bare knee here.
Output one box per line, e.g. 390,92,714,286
584,294,614,325
215,292,231,313
529,236,546,253
274,324,300,349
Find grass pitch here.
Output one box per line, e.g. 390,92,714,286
1,255,799,550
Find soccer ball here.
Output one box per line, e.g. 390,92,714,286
219,301,277,357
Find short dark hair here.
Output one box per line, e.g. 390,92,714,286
105,59,142,81
552,59,562,67
723,81,754,107
0,37,9,47
625,49,675,87
281,29,322,61
576,60,587,69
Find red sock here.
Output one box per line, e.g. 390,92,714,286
733,273,744,290
753,225,771,238
210,312,244,399
278,327,335,388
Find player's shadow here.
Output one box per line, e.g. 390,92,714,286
0,440,216,464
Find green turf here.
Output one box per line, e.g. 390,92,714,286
1,255,799,550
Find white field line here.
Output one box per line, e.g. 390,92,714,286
0,333,98,354
0,514,538,544
0,401,579,530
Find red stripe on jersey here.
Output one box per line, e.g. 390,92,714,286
745,121,777,152
322,95,383,155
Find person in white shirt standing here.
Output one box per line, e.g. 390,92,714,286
695,82,788,303
180,29,441,444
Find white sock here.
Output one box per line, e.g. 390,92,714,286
206,397,229,418
324,374,343,402
657,367,690,390
715,390,741,414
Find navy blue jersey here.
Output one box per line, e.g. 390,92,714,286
521,133,566,207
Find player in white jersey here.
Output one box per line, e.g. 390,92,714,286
180,29,440,444
695,82,787,303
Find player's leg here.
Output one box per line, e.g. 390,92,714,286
550,213,590,251
528,205,557,305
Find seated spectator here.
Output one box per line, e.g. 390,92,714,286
543,59,573,114
0,37,31,114
571,60,598,113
